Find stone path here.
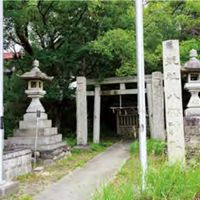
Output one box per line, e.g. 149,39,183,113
34,141,130,200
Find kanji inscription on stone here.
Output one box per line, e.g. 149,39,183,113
163,40,185,164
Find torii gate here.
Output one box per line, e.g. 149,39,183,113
76,72,165,145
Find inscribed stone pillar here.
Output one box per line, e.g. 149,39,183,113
163,40,185,164
151,71,165,140
93,85,101,144
76,77,88,145
146,80,153,137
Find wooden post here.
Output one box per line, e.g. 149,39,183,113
76,77,88,145
93,85,101,144
151,71,165,140
163,40,185,164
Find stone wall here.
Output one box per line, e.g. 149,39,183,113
3,149,32,180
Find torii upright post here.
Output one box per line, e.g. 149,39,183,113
135,0,147,191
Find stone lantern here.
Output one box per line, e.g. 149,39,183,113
183,49,200,117
20,60,53,121
8,60,67,163
182,49,200,156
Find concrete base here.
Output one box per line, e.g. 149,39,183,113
0,181,19,197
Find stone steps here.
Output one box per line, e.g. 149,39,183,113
8,141,66,152
14,127,58,137
8,134,62,146
19,119,52,129
23,113,47,121
38,142,67,151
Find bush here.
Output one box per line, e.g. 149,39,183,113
130,139,166,156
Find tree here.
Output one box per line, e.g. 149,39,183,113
3,0,200,136
3,0,134,134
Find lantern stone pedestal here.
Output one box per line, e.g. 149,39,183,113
183,50,200,157
184,117,200,157
8,60,68,163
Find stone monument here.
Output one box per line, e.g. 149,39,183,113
182,49,200,156
163,40,185,164
8,60,67,162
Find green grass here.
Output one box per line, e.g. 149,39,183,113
130,139,166,156
142,163,200,200
18,195,32,200
93,139,200,200
93,157,137,200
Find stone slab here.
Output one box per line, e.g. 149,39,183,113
37,142,66,151
9,142,66,152
3,149,31,159
3,149,32,181
73,145,90,150
23,113,47,121
14,127,58,137
8,134,62,146
0,181,19,197
163,40,185,164
19,119,52,129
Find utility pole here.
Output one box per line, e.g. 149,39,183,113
0,0,4,184
0,1,21,196
135,0,147,191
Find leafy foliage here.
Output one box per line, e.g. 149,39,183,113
3,1,200,136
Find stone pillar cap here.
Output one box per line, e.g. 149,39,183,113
190,49,198,58
183,49,200,71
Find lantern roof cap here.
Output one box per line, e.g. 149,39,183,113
183,49,200,72
20,60,53,81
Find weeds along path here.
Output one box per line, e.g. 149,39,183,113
34,141,131,200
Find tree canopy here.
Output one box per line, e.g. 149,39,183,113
3,0,200,136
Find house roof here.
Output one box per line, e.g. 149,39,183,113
3,52,21,60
